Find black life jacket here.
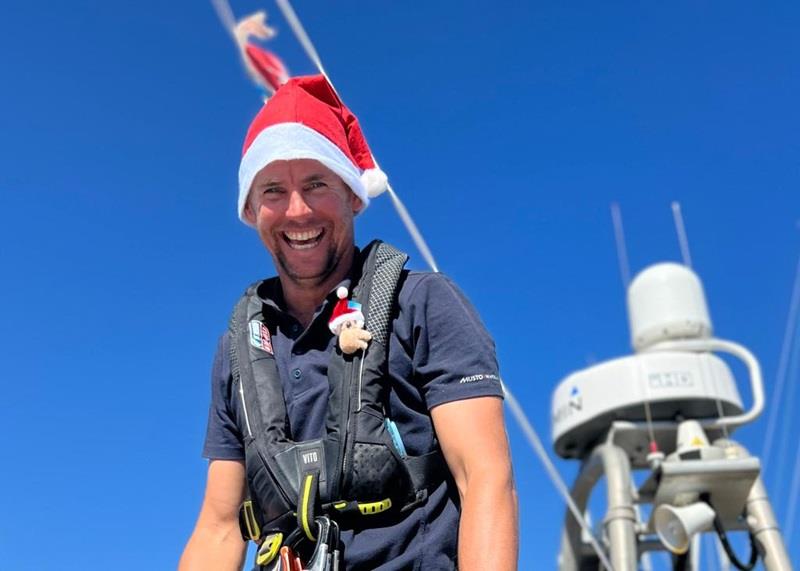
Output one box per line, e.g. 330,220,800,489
229,240,447,547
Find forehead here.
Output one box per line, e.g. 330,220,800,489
253,158,342,185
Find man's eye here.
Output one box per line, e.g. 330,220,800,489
262,186,283,195
306,181,327,191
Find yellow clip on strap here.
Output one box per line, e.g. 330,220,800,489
241,500,261,541
358,498,392,515
332,498,393,515
256,532,283,566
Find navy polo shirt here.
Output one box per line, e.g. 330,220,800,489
203,270,503,571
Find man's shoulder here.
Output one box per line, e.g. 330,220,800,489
397,270,467,307
398,270,455,296
212,331,232,372
395,270,487,334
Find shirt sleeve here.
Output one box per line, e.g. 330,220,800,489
403,273,504,409
202,333,245,461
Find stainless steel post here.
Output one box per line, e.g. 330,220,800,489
558,444,637,571
717,440,793,571
745,477,793,571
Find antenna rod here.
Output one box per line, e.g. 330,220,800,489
610,203,631,289
671,201,693,268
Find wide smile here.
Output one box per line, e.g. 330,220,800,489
282,228,325,250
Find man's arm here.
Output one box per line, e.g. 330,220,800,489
431,396,518,571
179,460,248,571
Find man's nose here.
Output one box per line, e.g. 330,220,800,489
285,189,313,218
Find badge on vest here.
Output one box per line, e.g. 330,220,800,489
248,320,273,354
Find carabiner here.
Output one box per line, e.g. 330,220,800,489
303,517,332,571
328,519,340,571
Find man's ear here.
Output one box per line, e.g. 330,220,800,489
351,193,364,214
243,200,257,225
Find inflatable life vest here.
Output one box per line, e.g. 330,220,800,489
230,241,447,552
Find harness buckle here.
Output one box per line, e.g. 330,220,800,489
401,489,430,513
255,532,283,566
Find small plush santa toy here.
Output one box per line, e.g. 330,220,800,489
328,287,372,354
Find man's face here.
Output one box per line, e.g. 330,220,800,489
245,159,362,287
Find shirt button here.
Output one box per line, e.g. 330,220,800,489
292,368,302,379
291,324,301,334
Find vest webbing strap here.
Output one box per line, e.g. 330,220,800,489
360,241,407,346
298,470,319,541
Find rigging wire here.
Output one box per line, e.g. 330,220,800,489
779,334,800,540
760,249,800,471
275,0,331,85
272,1,611,567
383,184,440,273
210,0,237,36
765,228,800,540
503,386,615,571
783,436,800,549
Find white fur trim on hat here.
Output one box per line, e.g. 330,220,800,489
328,311,365,334
238,122,372,225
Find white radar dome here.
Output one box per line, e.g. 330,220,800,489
627,263,712,352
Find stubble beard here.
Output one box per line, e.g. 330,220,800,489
275,241,341,289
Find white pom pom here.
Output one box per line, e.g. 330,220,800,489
361,168,388,198
336,286,349,299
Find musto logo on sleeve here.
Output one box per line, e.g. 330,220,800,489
458,373,500,384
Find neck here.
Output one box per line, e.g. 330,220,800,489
279,248,355,328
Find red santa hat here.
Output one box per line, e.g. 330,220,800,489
328,286,365,334
238,74,388,225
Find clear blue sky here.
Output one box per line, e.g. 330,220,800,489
1,1,798,569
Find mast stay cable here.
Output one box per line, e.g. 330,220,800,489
761,250,800,471
210,0,237,37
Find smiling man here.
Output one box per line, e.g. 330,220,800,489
246,158,361,326
180,75,517,571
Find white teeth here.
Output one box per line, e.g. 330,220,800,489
283,228,323,249
285,229,322,241
291,242,317,250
